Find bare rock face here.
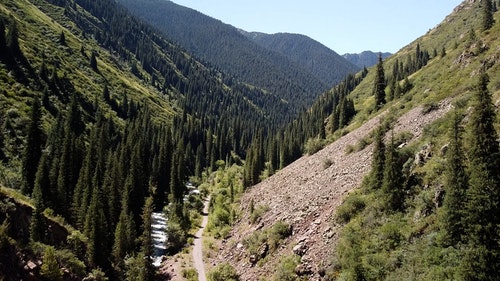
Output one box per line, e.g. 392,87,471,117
292,242,307,256
211,99,452,280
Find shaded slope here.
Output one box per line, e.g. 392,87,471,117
117,0,333,113
241,31,360,87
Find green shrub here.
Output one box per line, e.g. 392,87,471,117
273,255,305,281
335,194,366,223
250,204,269,224
304,137,325,155
207,263,239,281
182,268,198,281
165,221,187,253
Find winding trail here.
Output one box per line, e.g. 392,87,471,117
193,196,210,281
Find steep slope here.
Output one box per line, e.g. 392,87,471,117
343,50,392,68
241,31,360,86
212,0,500,279
116,0,343,113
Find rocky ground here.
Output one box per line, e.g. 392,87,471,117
209,99,453,281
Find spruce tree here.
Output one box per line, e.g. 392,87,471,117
30,154,50,242
40,246,63,281
6,18,20,56
381,132,404,211
370,127,385,189
59,31,66,46
373,53,386,109
440,111,468,246
21,96,44,195
112,182,136,277
461,73,500,278
482,0,495,31
138,196,155,281
90,51,98,71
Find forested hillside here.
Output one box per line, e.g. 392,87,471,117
0,0,297,279
241,31,360,86
117,0,353,113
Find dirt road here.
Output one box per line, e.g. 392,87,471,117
193,196,210,281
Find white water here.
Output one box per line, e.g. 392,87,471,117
151,212,168,267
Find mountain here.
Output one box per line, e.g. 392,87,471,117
116,0,357,112
210,0,500,279
343,50,392,68
241,31,360,86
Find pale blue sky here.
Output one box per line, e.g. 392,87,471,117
171,0,463,54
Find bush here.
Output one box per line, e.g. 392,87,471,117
165,221,187,254
335,194,366,223
182,268,198,281
273,255,305,281
207,263,239,281
250,204,269,224
304,137,325,155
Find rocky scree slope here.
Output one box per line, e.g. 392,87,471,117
212,99,452,280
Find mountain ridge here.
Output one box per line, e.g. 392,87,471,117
116,0,359,112
343,50,392,68
240,31,360,86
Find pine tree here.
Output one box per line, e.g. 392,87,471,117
370,127,385,189
21,96,44,195
112,183,136,277
138,196,155,281
440,111,468,246
373,54,386,109
90,51,98,71
84,184,109,269
30,154,50,242
461,73,500,278
482,0,495,31
381,132,404,211
59,31,66,45
40,246,63,281
6,18,20,56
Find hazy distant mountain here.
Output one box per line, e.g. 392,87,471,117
343,51,392,68
117,0,359,110
241,31,360,87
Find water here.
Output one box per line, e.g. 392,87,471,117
151,212,168,267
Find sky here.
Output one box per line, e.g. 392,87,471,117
171,0,464,54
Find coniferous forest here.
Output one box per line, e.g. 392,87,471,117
1,0,500,280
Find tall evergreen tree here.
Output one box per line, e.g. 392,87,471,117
373,53,386,109
461,73,500,278
6,18,20,56
370,127,385,189
482,0,495,31
138,196,155,281
381,132,404,211
30,154,50,242
440,111,468,246
84,183,109,269
21,96,44,195
112,181,136,278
